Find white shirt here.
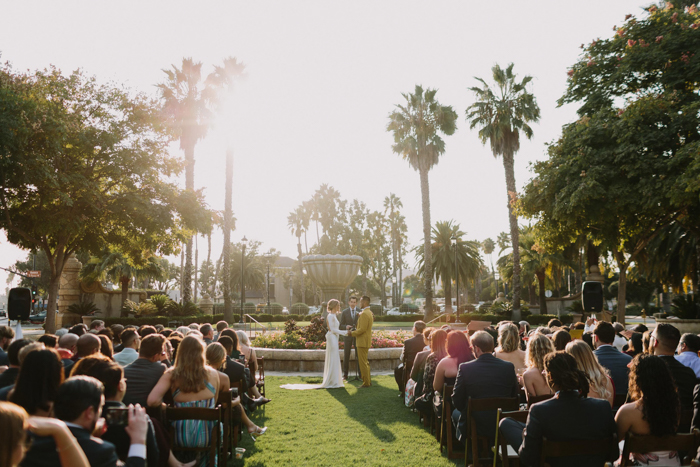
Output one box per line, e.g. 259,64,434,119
676,351,700,378
113,347,139,367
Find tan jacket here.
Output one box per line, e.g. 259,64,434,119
351,307,374,348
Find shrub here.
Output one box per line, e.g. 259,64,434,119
149,294,170,314
565,300,584,313
301,316,327,343
67,301,99,316
291,303,310,315
284,319,300,334
672,295,700,320
165,300,199,317
375,314,425,323
261,302,284,315
369,304,383,315
399,303,419,314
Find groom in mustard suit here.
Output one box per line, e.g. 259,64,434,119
348,295,374,387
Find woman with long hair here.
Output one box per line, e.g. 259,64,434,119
565,340,614,406
234,330,268,402
624,332,643,358
522,333,555,398
615,354,681,466
552,329,572,351
494,323,526,373
7,349,64,417
414,329,448,416
433,331,474,391
0,401,90,467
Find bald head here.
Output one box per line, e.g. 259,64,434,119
58,333,79,352
76,333,101,358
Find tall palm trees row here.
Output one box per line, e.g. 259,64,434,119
388,63,540,320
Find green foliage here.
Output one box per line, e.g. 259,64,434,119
375,314,425,323
671,294,700,320
301,316,327,343
369,304,384,315
291,303,310,315
66,301,99,317
164,300,199,317
120,299,158,317
566,300,584,313
398,303,419,313
261,302,284,315
149,294,170,314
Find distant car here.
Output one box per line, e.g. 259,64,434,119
29,311,46,324
282,307,289,314
308,306,319,315
0,309,6,318
386,308,402,316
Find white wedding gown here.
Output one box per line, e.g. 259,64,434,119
280,313,347,390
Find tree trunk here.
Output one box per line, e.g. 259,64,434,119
120,276,130,317
44,247,66,334
179,249,184,302
182,140,195,304
615,251,628,325
419,167,434,320
502,151,521,321
223,148,233,323
206,231,212,295
398,248,403,305
444,278,452,316
297,239,305,304
193,236,198,303
213,250,224,302
536,269,547,315
529,284,537,306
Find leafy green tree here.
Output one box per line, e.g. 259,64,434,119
152,258,180,292
415,220,483,314
466,64,541,322
402,274,426,299
387,85,458,320
0,65,203,332
365,211,393,307
519,228,570,314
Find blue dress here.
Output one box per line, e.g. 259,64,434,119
172,380,217,467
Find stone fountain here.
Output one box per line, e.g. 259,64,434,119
302,254,363,301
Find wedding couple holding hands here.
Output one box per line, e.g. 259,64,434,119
281,295,374,390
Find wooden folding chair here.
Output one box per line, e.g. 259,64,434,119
439,384,464,459
216,390,232,467
229,381,244,449
611,429,700,467
526,393,553,408
494,409,529,467
256,356,266,398
465,396,520,467
165,406,222,467
541,433,617,467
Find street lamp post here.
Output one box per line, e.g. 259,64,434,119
391,276,397,307
288,271,294,311
239,236,248,324
451,234,460,323
494,270,500,297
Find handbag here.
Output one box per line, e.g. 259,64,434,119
404,379,417,407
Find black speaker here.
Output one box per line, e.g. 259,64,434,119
582,281,604,313
8,287,31,321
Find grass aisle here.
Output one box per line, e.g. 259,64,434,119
231,375,458,467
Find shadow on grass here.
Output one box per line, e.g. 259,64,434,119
328,379,397,443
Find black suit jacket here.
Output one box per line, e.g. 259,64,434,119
400,334,425,370
101,401,159,466
452,353,519,442
339,307,360,341
21,425,145,467
0,366,18,389
123,358,166,406
223,356,246,385
594,345,632,394
659,355,698,428
518,391,617,467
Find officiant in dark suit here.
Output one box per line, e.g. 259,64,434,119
339,296,360,380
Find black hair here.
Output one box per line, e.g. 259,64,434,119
629,354,679,436
70,357,123,400
581,332,594,350
631,324,648,333
7,339,31,366
628,332,643,355
68,324,86,336
138,325,157,338
9,349,64,415
544,351,589,397
547,318,562,328
655,323,681,350
37,334,58,348
53,376,104,422
680,333,700,353
220,329,239,352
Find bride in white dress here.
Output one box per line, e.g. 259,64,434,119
281,299,347,390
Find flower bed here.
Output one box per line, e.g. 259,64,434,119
252,329,412,350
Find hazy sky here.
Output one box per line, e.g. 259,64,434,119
0,1,648,289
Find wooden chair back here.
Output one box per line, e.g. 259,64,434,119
527,393,553,408
466,396,520,467
256,356,266,397
165,406,222,467
438,384,463,459
541,433,617,467
495,409,529,467
216,389,234,467
617,429,700,467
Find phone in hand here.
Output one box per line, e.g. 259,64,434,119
103,407,129,427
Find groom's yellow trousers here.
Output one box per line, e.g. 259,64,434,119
357,346,371,386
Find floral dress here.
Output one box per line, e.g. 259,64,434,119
421,353,444,399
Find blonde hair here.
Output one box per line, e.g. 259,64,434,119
327,299,340,313
236,330,250,347
526,333,555,371
171,336,208,394
497,323,520,353
205,342,227,370
565,340,610,400
0,401,28,467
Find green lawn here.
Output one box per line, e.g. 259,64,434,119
230,375,458,466
260,322,432,331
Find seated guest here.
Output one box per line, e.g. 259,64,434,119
98,328,114,342
613,322,628,351
168,335,184,362
98,335,114,360
394,320,427,392
414,329,447,416
5,349,63,414
200,324,214,346
113,330,140,367
187,323,200,332
495,323,526,372
0,400,90,467
138,326,157,338
68,324,86,336
37,334,58,349
110,324,125,347
235,330,267,401
594,321,632,395
650,323,697,430
74,334,101,361
500,351,617,467
57,333,79,377
548,318,562,329
624,332,644,358
89,320,105,334
433,331,473,392
410,329,432,396
617,354,681,466
123,334,167,406
175,326,190,336
552,329,571,351
213,321,228,342
0,339,31,389
565,340,614,407
676,333,700,378
581,331,595,350
217,336,245,385
0,325,16,366
69,356,162,467
452,331,519,444
161,329,173,338
154,325,165,333
22,376,149,467
522,334,555,399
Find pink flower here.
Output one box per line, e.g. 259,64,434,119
627,39,637,47
672,12,678,22
691,24,698,29
617,28,626,37
656,35,664,42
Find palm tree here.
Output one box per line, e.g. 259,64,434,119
82,250,164,316
415,221,483,315
518,230,569,314
384,193,404,300
387,85,458,320
466,64,541,321
288,206,308,304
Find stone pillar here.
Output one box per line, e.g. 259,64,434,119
198,293,214,316
56,254,83,328
587,265,605,284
